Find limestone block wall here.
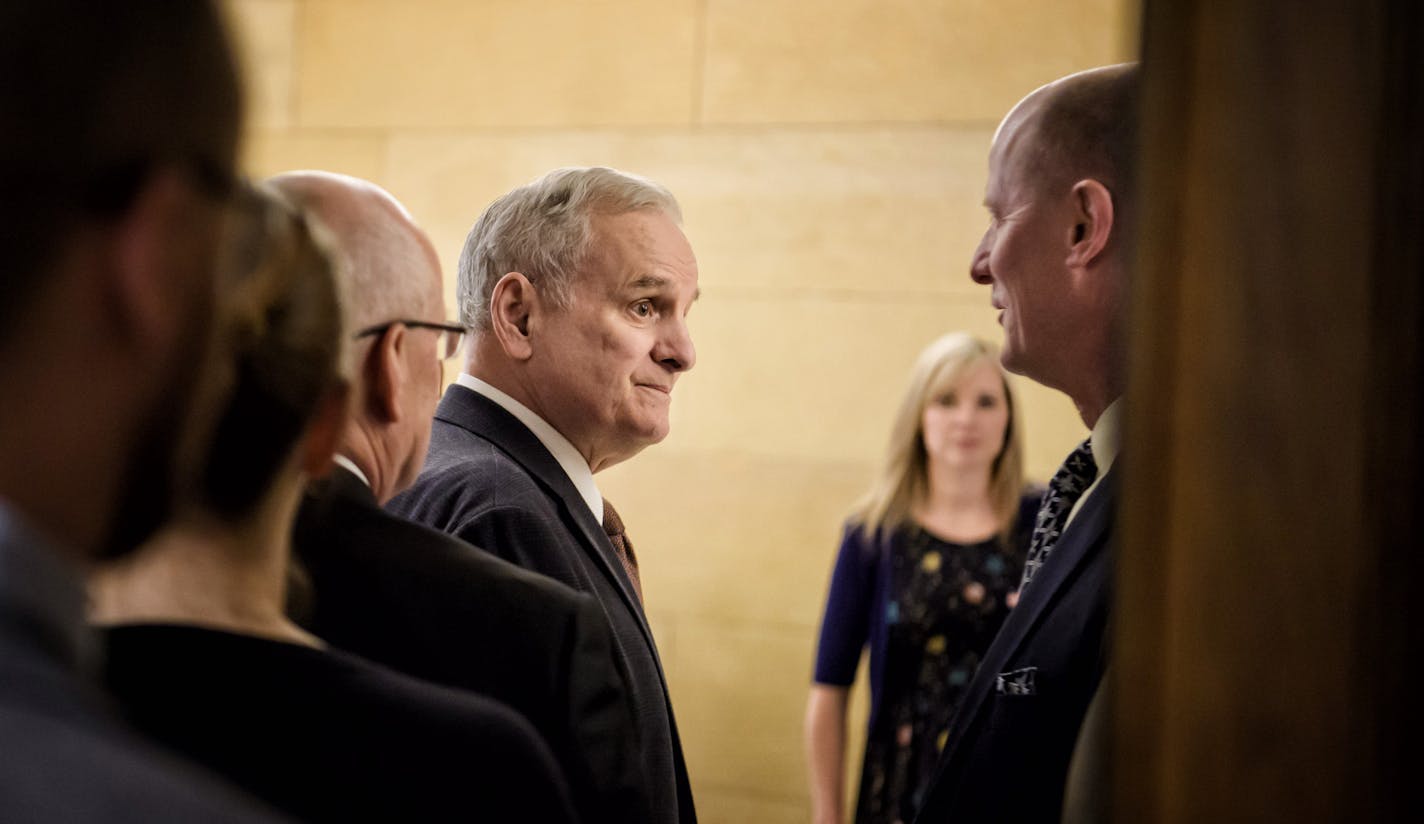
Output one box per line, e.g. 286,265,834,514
226,2,1136,820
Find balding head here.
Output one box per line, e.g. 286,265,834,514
995,63,1140,219
265,171,448,502
268,172,442,337
971,64,1139,426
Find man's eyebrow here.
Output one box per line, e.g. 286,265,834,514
628,274,698,301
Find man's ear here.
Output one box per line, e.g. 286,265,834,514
1066,179,1115,269
488,272,537,361
302,381,352,479
365,325,407,424
104,170,195,350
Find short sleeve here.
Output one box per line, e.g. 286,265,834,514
812,523,878,686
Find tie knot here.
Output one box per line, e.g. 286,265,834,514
1018,437,1100,590
602,498,625,539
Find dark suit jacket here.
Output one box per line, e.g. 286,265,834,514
293,465,650,824
913,473,1117,823
104,623,576,824
388,385,696,824
0,507,284,823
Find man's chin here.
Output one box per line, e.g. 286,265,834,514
626,427,670,455
1000,346,1030,377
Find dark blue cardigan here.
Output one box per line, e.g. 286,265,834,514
812,490,1042,734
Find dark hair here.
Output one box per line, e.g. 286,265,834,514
199,186,344,519
0,0,243,343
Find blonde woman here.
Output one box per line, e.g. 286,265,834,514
806,333,1041,824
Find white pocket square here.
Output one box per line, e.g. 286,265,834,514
995,666,1038,695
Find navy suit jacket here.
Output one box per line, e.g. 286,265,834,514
293,465,650,823
387,385,696,824
913,473,1116,823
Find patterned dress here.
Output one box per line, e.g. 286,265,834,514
853,523,1027,824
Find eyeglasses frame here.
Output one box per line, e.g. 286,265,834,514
353,320,467,361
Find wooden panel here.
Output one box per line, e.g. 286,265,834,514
1116,0,1422,820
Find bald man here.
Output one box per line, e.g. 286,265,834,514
276,172,650,823
914,65,1138,822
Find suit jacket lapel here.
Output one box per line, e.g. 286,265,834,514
944,471,1117,763
433,386,658,647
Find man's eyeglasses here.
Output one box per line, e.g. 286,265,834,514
355,321,467,361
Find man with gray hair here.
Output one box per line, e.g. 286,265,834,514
390,166,700,824
274,171,650,823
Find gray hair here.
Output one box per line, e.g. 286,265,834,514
457,166,682,334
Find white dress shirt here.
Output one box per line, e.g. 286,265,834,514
331,454,371,489
454,373,604,526
1065,397,1122,529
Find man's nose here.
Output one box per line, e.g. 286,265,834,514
656,317,696,372
970,235,992,284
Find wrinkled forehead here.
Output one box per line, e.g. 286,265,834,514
591,209,697,276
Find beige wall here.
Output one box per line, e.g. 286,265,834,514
226,2,1135,820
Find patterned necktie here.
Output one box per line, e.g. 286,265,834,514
1020,438,1098,590
602,499,643,603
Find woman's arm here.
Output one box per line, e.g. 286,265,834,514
805,683,851,824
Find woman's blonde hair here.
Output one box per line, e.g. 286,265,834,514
849,332,1025,543
197,182,346,519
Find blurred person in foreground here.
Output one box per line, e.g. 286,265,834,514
274,170,649,823
0,1,284,819
914,64,1139,822
806,332,1040,824
89,185,576,823
388,166,699,824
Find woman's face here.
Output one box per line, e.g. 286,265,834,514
920,360,1011,475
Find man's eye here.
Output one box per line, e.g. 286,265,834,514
632,300,654,318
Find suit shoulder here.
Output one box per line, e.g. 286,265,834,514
0,709,281,822
395,437,550,516
311,498,582,597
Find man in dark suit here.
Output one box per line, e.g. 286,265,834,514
274,171,650,823
389,166,700,824
914,64,1139,822
0,2,282,820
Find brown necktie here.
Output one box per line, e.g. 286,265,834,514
602,499,643,603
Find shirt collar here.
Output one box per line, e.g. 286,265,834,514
1063,396,1123,529
331,454,371,489
1090,397,1123,479
455,373,604,525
